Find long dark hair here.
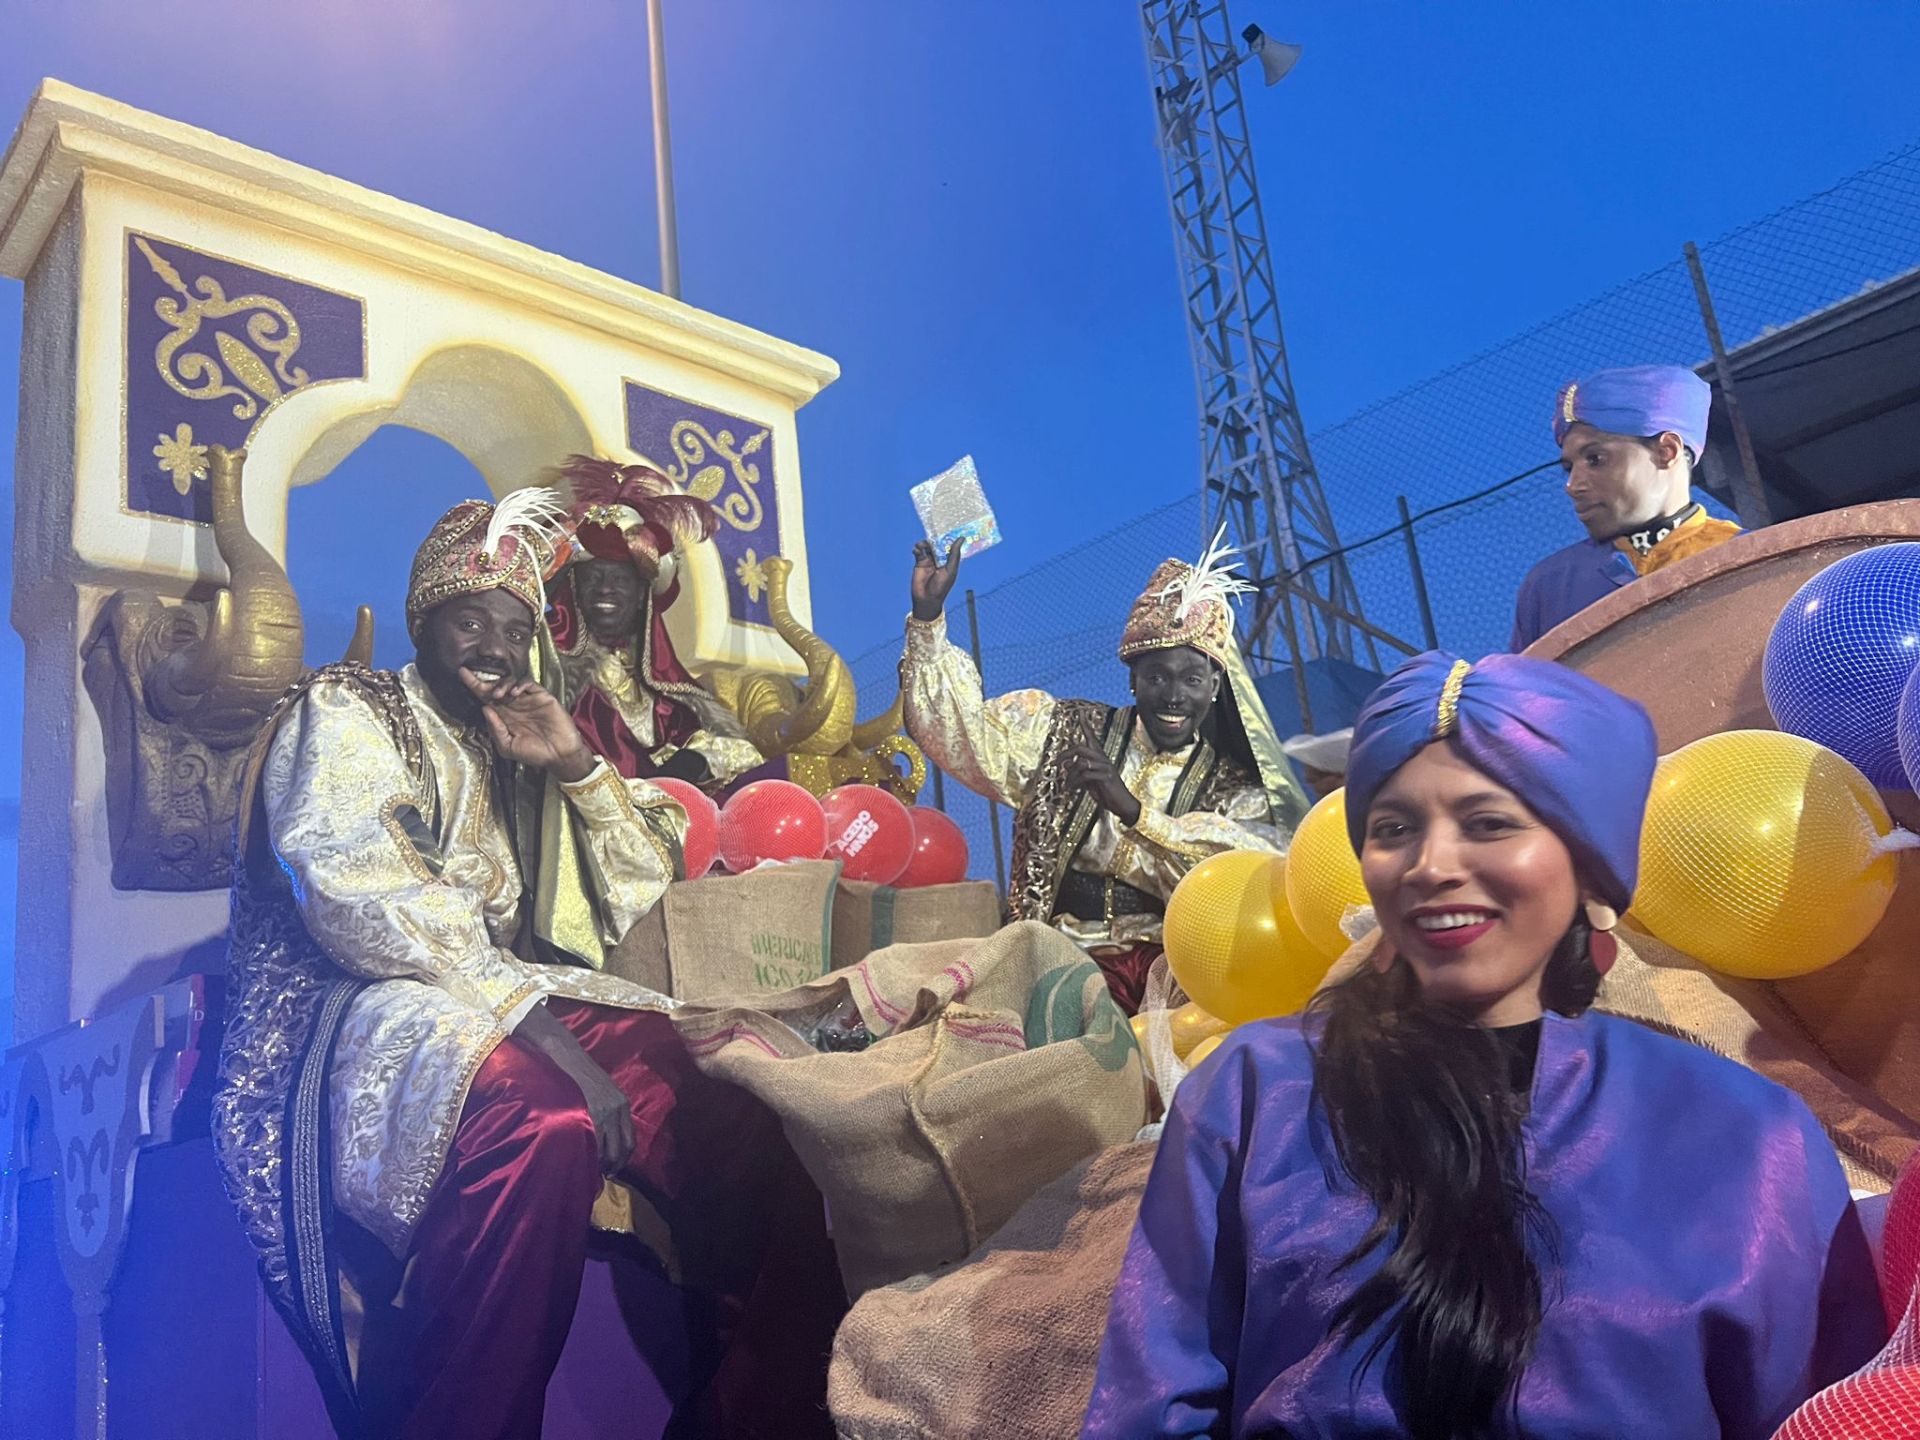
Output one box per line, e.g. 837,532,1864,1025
1305,911,1601,1439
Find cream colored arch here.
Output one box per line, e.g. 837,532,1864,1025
258,343,739,673
0,80,838,1036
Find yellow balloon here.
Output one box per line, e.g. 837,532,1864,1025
1635,730,1899,980
1185,1032,1226,1070
1129,1012,1151,1051
1168,1001,1232,1060
1163,851,1332,1023
1284,788,1374,959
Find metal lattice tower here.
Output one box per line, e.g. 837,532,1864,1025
1142,0,1364,667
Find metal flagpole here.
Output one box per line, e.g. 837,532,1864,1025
645,0,682,298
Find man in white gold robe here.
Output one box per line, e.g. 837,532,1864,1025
213,493,838,1440
901,537,1307,1013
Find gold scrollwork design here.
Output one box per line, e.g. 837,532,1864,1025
664,419,767,533
135,236,310,422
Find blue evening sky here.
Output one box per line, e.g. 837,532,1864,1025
3,1,1920,977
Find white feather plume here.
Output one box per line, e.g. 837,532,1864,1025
481,485,570,562
1155,525,1255,620
479,485,570,610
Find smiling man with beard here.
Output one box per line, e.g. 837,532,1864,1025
212,491,839,1440
901,535,1308,1014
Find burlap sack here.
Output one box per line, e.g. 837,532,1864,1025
603,859,841,1003
829,1141,1153,1440
830,879,1004,971
673,920,1149,1297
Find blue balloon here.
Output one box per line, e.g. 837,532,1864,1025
1764,542,1920,791
1900,661,1920,794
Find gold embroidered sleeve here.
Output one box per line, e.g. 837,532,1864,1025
900,612,1055,808
1116,784,1288,898
683,733,765,785
262,680,539,1022
672,689,762,785
556,762,683,939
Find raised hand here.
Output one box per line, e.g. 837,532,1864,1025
461,669,597,783
911,539,965,622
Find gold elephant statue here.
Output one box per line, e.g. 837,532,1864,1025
718,557,926,801
81,446,372,890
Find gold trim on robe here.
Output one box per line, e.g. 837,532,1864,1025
553,634,763,784
262,665,684,1254
901,614,1283,947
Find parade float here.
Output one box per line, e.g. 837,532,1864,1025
0,80,995,1438
5,75,1920,1440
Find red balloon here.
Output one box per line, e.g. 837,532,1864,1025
897,806,970,888
821,784,915,884
717,779,826,873
1774,1365,1920,1440
648,777,719,881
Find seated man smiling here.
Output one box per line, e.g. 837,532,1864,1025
212,490,837,1439
900,534,1307,1014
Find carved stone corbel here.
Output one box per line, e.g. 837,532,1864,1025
82,592,251,890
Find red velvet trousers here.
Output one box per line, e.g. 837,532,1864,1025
353,1001,843,1440
1091,943,1163,1017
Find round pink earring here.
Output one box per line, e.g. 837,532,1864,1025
1584,900,1619,976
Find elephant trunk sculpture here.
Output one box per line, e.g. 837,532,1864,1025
735,557,857,758
145,446,307,750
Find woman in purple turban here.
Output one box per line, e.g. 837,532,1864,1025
1083,652,1885,1439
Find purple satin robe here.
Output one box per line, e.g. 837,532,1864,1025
1509,540,1639,652
1084,1011,1885,1438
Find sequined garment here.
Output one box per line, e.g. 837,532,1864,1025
553,631,762,785
901,615,1283,946
213,664,419,1420
217,663,684,1261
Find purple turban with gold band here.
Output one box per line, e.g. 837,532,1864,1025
406,488,573,641
1553,364,1712,456
1344,651,1657,912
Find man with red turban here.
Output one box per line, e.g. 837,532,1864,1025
547,455,762,792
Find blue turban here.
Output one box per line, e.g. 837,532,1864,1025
1344,652,1657,911
1554,364,1711,456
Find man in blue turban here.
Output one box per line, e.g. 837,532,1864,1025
1510,364,1741,651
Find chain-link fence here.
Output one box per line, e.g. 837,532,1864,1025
851,137,1920,884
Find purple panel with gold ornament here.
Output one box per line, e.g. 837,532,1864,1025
124,232,367,523
624,379,781,628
